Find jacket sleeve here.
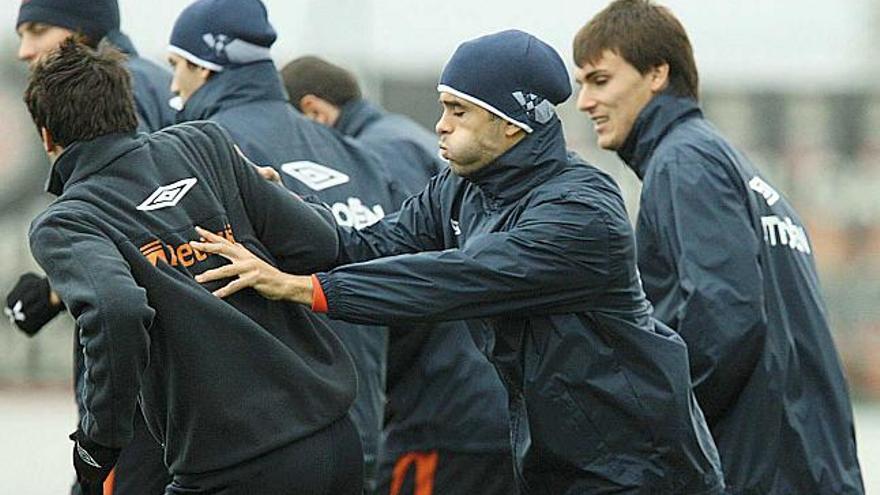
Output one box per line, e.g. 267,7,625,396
331,174,447,266
316,194,614,324
29,213,154,449
645,158,766,424
225,137,340,274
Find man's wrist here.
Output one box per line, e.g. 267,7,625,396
282,274,315,306
49,289,62,308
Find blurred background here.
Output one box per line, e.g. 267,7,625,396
1,0,878,492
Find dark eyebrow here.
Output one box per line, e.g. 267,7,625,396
584,69,608,82
439,99,464,110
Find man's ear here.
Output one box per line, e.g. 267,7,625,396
197,66,213,84
40,127,55,154
650,63,670,93
504,122,525,138
40,127,64,162
297,94,340,127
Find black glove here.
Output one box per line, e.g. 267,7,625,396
4,272,64,336
76,479,104,495
70,430,120,490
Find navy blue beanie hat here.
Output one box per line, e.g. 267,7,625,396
169,0,276,72
16,0,120,42
438,30,571,134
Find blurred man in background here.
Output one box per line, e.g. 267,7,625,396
166,0,407,489
282,55,515,495
573,1,864,493
8,0,175,493
282,56,443,194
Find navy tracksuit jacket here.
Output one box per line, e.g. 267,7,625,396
66,30,176,495
334,99,511,460
619,92,864,494
31,122,356,477
107,30,175,132
176,61,399,482
313,116,725,494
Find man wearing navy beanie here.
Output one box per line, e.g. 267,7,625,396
9,1,176,495
166,0,278,106
16,0,119,46
193,29,725,494
15,0,173,131
166,0,413,491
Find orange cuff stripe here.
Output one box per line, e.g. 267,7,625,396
311,274,328,313
103,468,115,495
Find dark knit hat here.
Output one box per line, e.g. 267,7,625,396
16,0,120,43
438,30,571,133
169,0,276,72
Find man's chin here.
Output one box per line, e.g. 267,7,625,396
597,136,620,151
449,162,474,178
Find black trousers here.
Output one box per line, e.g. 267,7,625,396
377,449,517,495
166,415,363,495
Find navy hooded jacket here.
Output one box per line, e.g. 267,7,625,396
106,30,174,132
313,116,725,494
177,60,400,478
336,98,443,199
335,98,511,458
30,122,356,475
618,92,864,494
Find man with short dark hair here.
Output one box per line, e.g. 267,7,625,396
572,1,864,493
281,56,362,125
8,1,176,493
194,29,725,494
24,38,362,495
281,55,514,495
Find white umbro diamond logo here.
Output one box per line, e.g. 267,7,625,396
281,161,349,191
4,300,25,325
137,178,198,211
76,442,103,468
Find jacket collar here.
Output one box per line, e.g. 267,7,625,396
335,99,383,138
47,132,143,196
176,61,286,123
616,92,701,179
465,117,568,205
104,30,137,56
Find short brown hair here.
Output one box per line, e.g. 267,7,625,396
24,37,138,147
280,56,361,110
573,0,699,100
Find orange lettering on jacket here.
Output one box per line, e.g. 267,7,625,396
139,225,235,267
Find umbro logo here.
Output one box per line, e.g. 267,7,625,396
76,442,102,469
202,33,233,58
4,300,25,325
512,91,555,124
137,178,198,211
450,219,462,236
281,161,350,191
748,176,780,206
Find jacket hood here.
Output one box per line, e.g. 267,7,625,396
334,99,383,138
176,60,285,123
104,29,137,56
47,132,143,196
616,92,701,179
465,115,567,205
